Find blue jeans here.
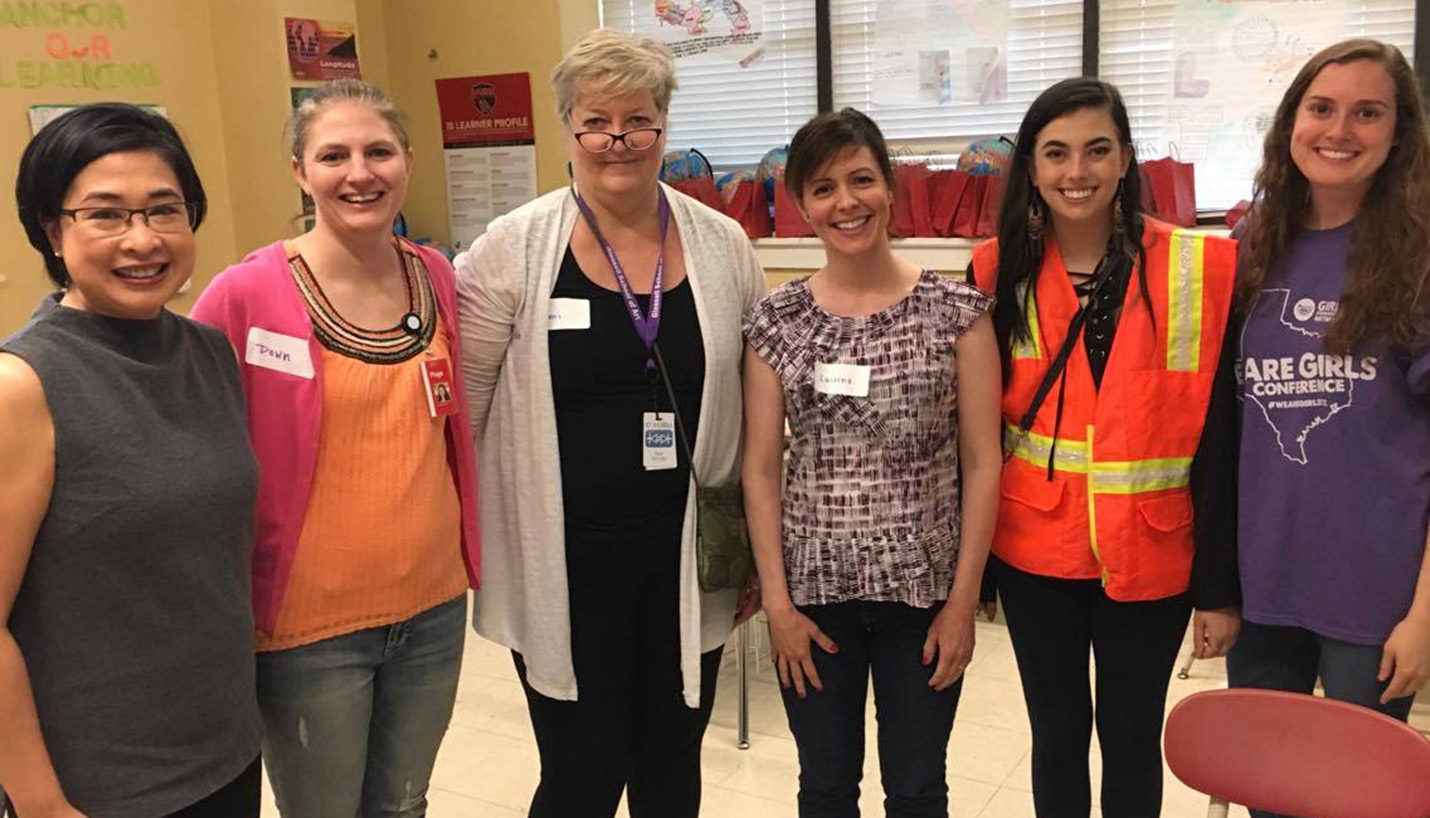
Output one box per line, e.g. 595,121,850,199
1226,618,1416,818
256,595,466,818
780,601,963,818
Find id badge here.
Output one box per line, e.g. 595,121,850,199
814,361,872,397
421,357,459,419
642,412,678,471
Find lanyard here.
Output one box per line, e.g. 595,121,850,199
572,186,671,375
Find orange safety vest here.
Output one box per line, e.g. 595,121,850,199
972,219,1236,601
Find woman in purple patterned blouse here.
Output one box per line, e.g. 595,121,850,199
741,108,1003,818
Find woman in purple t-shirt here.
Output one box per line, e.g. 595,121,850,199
1230,37,1430,765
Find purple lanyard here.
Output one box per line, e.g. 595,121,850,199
573,186,671,374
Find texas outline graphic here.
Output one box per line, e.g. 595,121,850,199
1241,288,1354,466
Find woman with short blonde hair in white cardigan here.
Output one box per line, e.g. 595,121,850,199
455,28,764,818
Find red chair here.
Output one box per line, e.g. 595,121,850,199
1164,688,1430,818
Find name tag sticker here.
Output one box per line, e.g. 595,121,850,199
548,298,591,331
642,412,678,471
814,362,871,397
245,327,314,379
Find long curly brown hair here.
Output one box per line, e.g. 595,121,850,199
1239,39,1430,353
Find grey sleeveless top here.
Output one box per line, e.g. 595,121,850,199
2,295,261,818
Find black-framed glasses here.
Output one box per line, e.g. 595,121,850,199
572,127,664,154
59,202,198,236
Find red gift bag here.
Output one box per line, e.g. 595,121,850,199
670,175,724,212
889,164,934,237
774,181,814,237
974,174,1007,238
929,170,974,237
1225,199,1252,231
726,179,771,239
1140,155,1197,226
951,176,989,238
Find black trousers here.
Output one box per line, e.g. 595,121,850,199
515,516,723,818
5,756,260,818
993,558,1191,818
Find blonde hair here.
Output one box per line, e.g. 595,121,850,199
550,29,677,122
291,79,410,163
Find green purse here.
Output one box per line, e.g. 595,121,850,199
654,345,753,593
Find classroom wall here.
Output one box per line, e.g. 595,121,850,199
0,0,241,332
376,0,597,248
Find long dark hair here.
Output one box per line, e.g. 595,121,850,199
993,78,1148,375
1239,39,1430,353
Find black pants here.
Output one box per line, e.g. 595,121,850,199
993,558,1191,818
5,756,260,818
780,601,962,818
515,517,723,818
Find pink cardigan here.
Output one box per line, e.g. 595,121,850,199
191,239,480,633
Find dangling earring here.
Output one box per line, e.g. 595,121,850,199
1027,195,1045,242
1111,181,1125,240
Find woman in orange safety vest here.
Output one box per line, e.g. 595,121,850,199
970,77,1241,818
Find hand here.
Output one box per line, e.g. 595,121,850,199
20,798,89,818
923,602,976,691
978,600,998,623
1191,607,1240,659
734,574,763,626
766,606,837,699
1379,611,1430,703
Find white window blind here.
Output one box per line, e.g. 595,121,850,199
1101,0,1417,210
602,0,819,168
831,0,1083,147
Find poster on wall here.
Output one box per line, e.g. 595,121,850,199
285,18,361,81
29,104,167,135
1153,0,1346,208
435,73,538,249
650,0,763,65
870,0,1008,108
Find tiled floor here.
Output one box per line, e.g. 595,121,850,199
260,598,1429,817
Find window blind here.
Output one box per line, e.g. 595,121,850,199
1100,0,1417,210
603,0,819,169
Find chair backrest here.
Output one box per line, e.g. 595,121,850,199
1164,688,1430,818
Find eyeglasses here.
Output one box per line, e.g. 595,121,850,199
59,202,198,237
572,127,664,154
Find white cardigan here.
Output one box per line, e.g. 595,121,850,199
455,184,766,707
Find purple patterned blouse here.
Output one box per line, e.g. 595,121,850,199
744,270,994,608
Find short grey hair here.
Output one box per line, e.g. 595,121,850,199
550,29,678,122
291,79,411,163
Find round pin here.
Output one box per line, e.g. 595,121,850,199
402,313,422,335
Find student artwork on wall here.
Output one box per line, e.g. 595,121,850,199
434,73,538,250
651,0,763,65
870,0,1008,108
285,17,360,81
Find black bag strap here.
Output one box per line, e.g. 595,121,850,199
652,342,702,489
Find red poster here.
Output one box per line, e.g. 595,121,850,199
436,73,535,149
286,18,361,81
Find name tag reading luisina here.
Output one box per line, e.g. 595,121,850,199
814,362,871,397
245,327,314,379
548,298,591,331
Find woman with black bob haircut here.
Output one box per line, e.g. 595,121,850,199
744,107,1002,817
0,104,262,817
970,78,1241,817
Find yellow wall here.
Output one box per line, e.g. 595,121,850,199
377,0,580,248
0,0,605,334
0,0,241,331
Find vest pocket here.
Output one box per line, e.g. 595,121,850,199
1002,473,1066,512
1136,492,1193,533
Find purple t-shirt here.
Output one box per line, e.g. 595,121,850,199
1236,221,1430,645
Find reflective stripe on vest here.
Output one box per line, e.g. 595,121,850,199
1011,280,1043,360
1003,423,1193,493
1167,230,1206,373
